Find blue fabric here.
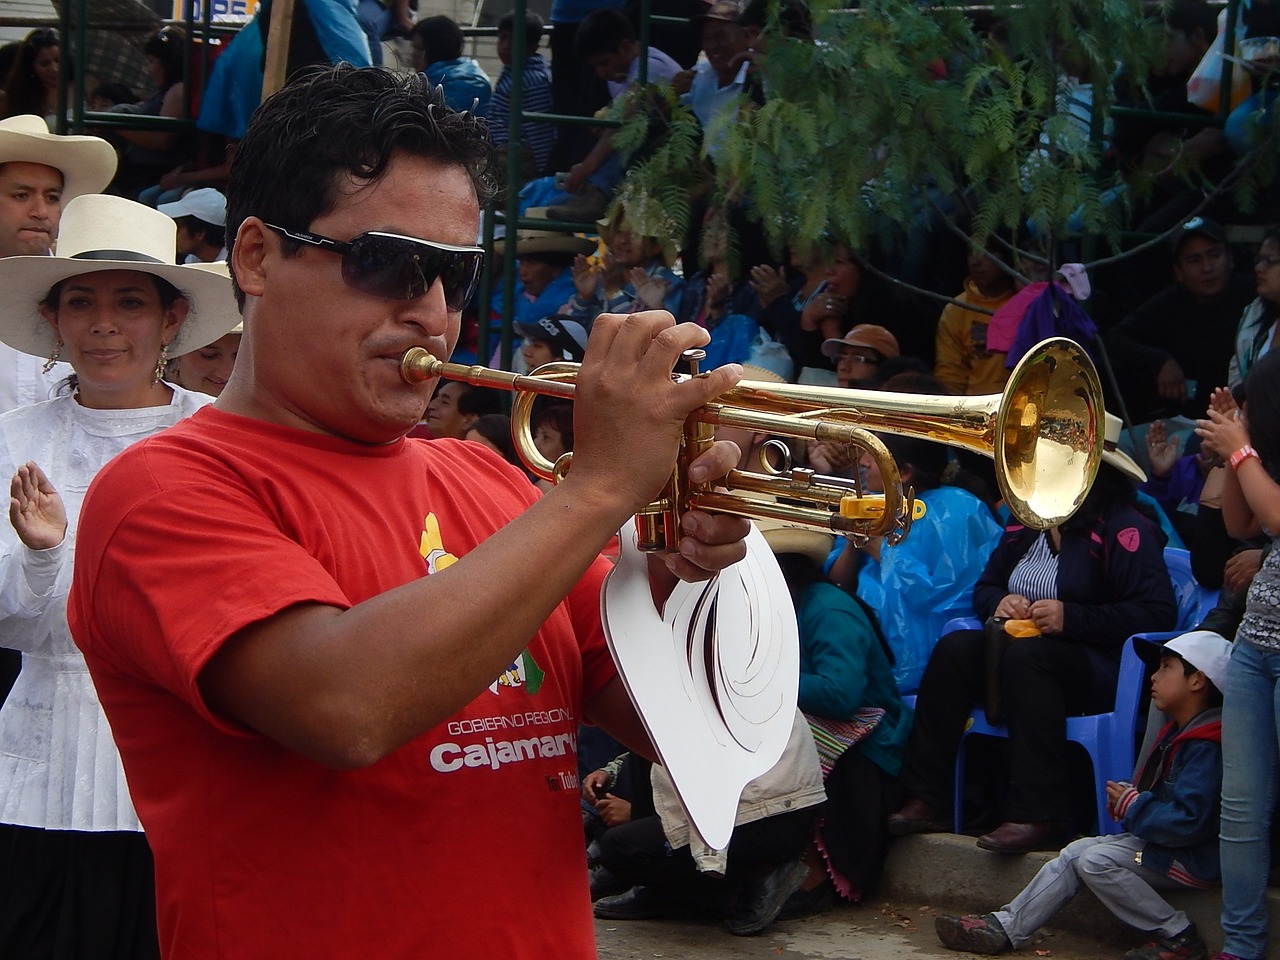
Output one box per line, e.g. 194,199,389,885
196,15,265,140
1218,638,1280,960
826,486,1003,693
488,55,557,171
489,269,578,338
1121,711,1222,885
306,0,373,66
356,0,392,65
795,583,912,777
701,314,759,369
423,58,494,116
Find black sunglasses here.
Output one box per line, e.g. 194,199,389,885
265,224,485,311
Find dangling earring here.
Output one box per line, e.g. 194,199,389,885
153,342,170,385
42,338,62,375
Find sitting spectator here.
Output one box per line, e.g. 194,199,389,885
2,29,60,121
491,229,595,344
590,710,825,937
107,27,193,200
934,631,1230,960
167,316,241,399
547,9,682,223
755,521,912,917
934,243,1018,397
565,206,683,323
409,16,492,116
1105,217,1254,422
158,187,227,263
463,413,522,470
1228,227,1280,390
675,212,762,369
1142,418,1214,547
487,12,557,181
673,0,751,166
887,435,1178,853
516,315,588,371
826,430,1004,693
820,324,900,389
530,402,574,494
421,381,503,440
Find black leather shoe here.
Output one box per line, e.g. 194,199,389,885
887,797,950,837
592,886,669,921
777,881,836,921
976,820,1067,854
726,858,811,936
588,864,630,902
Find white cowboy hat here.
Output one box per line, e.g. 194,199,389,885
1102,412,1146,484
0,115,117,201
0,194,243,359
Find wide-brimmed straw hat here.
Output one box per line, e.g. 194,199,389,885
0,194,243,358
0,115,117,202
1102,412,1146,484
754,518,834,567
515,229,597,258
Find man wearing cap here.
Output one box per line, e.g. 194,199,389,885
672,1,751,165
159,187,229,264
516,314,590,369
1105,216,1254,421
0,115,116,411
820,324,900,388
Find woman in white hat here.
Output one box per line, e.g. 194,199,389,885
0,193,240,959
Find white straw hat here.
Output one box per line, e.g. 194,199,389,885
0,115,117,201
0,195,243,358
1102,412,1147,484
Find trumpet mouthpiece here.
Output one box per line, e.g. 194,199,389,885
401,347,443,384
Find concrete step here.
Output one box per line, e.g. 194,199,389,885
879,832,1280,957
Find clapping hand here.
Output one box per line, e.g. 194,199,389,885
9,461,66,550
629,268,670,310
572,254,600,300
748,264,786,308
1145,420,1179,479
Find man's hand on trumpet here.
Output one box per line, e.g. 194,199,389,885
561,310,751,587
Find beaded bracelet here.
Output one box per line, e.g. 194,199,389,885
1229,445,1260,472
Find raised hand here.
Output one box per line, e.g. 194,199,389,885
1145,420,1179,478
572,254,600,300
748,264,786,309
629,268,670,310
9,461,66,550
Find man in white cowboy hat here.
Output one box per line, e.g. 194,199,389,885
67,66,749,960
0,114,117,411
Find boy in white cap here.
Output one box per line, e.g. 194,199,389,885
158,186,228,263
935,630,1232,960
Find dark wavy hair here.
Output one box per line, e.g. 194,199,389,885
144,27,187,90
1243,348,1280,483
225,65,496,310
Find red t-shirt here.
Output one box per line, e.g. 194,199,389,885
69,407,617,960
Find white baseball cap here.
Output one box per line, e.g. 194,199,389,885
1136,630,1233,693
159,187,227,228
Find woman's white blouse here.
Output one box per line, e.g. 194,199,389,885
0,387,210,831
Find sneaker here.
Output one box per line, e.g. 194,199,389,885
935,914,1013,955
1124,923,1207,960
546,184,611,223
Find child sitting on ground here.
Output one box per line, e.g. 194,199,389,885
934,630,1231,960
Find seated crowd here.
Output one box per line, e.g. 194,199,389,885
1,3,1279,960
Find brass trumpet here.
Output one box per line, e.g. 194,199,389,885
401,337,1104,550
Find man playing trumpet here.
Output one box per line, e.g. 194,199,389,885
68,65,749,960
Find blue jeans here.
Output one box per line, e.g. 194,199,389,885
1219,638,1280,960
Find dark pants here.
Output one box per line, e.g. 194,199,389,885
903,629,1107,823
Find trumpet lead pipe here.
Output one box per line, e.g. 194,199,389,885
400,348,577,401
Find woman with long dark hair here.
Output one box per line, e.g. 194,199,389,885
1,29,59,120
1228,227,1280,390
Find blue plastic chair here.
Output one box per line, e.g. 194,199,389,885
945,547,1203,834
